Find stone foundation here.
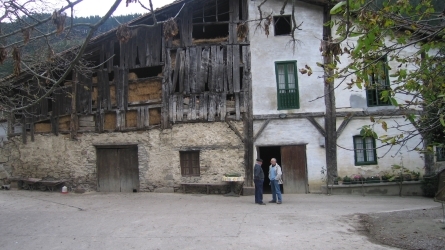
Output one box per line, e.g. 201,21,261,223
321,181,423,196
0,122,245,192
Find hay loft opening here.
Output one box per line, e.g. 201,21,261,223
274,15,291,36
129,66,163,79
193,24,229,41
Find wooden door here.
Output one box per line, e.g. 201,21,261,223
97,148,120,192
97,146,139,192
281,145,307,194
119,147,139,192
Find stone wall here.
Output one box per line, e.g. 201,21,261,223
0,122,245,192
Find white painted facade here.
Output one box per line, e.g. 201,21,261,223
248,0,426,193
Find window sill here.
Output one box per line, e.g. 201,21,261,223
354,162,378,166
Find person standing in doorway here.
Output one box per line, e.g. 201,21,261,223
254,158,266,205
269,158,283,204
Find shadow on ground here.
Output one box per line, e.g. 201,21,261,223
356,206,445,250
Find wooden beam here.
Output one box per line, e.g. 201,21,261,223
253,119,270,142
235,92,240,120
228,0,239,44
199,47,209,92
51,112,58,136
336,114,353,139
336,109,421,117
184,48,190,94
226,45,233,93
253,109,419,121
21,115,26,144
70,71,78,140
226,120,244,143
233,45,240,92
30,115,34,142
306,117,326,137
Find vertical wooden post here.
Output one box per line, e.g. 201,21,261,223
161,44,172,129
7,112,13,137
21,115,27,144
243,45,253,187
229,0,240,44
70,71,79,140
30,115,35,142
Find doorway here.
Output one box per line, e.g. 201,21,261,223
258,145,308,194
96,145,139,192
258,146,281,194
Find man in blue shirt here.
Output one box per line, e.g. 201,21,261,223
254,158,265,205
269,158,283,204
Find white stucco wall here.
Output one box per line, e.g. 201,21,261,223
248,1,426,192
337,117,424,178
248,0,325,115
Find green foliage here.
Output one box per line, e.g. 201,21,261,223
342,176,352,183
381,171,394,181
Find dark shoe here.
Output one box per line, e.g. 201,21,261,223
259,202,266,205
269,200,276,203
277,201,282,204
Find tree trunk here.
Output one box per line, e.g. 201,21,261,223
419,52,435,176
423,138,435,176
323,5,337,183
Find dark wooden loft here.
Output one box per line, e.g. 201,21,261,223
9,0,251,145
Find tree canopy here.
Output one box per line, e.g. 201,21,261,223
326,0,445,158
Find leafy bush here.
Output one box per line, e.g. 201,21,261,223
342,176,351,184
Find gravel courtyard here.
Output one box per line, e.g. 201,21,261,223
0,191,441,250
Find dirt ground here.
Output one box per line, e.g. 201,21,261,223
357,205,445,250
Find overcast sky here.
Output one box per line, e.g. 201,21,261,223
72,0,176,17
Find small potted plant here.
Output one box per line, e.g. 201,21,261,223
351,174,364,184
342,176,351,185
366,175,381,184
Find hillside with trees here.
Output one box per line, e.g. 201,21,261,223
0,14,140,78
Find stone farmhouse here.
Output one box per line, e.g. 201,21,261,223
0,0,443,193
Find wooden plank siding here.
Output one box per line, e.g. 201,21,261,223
16,0,250,139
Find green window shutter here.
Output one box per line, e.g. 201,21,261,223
275,61,299,110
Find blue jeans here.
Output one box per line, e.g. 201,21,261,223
270,180,282,202
254,179,264,203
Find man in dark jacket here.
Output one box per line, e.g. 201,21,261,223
254,158,266,205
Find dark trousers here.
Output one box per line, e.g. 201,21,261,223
254,179,264,203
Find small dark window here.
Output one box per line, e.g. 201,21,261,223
437,147,445,162
366,57,391,106
274,16,291,36
180,151,200,176
353,136,377,165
